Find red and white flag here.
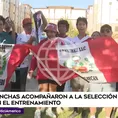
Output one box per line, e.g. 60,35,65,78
28,37,118,84
1,37,118,90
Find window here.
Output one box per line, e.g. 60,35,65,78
109,2,112,5
49,9,54,19
115,26,118,32
55,9,65,19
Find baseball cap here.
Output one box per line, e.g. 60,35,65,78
22,18,32,26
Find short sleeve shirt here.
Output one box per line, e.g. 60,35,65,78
16,32,32,68
0,32,15,44
70,35,90,44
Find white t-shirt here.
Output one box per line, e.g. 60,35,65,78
61,35,90,45
70,35,90,44
63,36,72,44
58,36,72,45
16,31,34,68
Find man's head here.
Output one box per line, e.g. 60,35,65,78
100,24,112,37
22,18,32,34
57,20,69,35
0,15,5,32
76,17,87,33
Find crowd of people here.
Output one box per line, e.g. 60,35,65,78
0,10,117,118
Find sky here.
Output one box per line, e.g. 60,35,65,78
20,0,94,8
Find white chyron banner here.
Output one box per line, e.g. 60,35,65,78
0,92,117,107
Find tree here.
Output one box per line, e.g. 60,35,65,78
67,19,78,38
47,18,50,23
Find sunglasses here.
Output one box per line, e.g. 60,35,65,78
101,29,111,33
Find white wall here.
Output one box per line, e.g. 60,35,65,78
34,8,86,20
0,0,3,15
65,9,71,19
2,0,9,17
71,10,86,19
55,9,65,19
96,0,118,24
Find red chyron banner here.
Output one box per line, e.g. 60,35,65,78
2,37,118,89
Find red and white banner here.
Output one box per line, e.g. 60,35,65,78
58,41,107,83
0,44,29,90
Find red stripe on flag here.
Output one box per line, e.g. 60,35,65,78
5,44,30,88
89,37,118,83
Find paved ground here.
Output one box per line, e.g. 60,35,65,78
26,78,39,92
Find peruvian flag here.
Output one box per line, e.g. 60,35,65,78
1,36,118,90
27,37,118,84
88,37,118,83
28,37,118,85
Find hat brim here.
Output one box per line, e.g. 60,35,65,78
23,22,32,26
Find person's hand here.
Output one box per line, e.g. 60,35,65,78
36,11,44,19
27,36,36,44
30,36,36,41
27,70,33,79
10,20,15,31
37,11,43,15
31,29,36,37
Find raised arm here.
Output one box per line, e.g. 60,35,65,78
30,55,37,71
10,21,16,41
40,11,47,31
27,36,36,44
34,11,47,31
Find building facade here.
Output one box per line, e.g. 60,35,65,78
0,0,10,17
87,5,94,35
18,4,32,32
87,0,118,38
23,4,32,18
33,6,87,28
0,0,32,33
